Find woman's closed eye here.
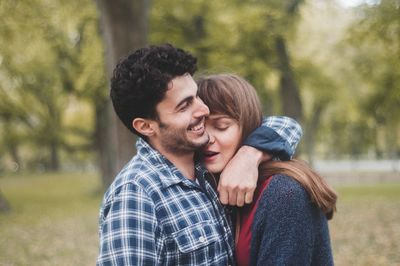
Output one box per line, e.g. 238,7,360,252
213,119,236,131
207,115,238,132
215,124,230,131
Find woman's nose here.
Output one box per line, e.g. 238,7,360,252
208,134,215,144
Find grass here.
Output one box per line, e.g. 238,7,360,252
330,183,400,265
0,172,102,266
1,173,400,265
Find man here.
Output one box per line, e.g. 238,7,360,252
97,44,301,265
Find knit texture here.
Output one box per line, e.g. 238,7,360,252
250,175,334,266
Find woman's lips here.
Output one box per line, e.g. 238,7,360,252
203,151,219,162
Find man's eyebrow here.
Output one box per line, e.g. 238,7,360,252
175,96,194,110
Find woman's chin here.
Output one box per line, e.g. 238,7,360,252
205,160,229,174
205,163,224,174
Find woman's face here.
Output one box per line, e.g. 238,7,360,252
202,114,242,174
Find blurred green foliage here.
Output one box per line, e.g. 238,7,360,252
0,0,399,173
0,0,106,172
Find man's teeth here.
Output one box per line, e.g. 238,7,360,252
190,123,204,131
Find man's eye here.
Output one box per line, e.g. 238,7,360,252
179,102,190,111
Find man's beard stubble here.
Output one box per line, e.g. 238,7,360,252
158,120,209,155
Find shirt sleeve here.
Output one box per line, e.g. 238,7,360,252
251,175,314,266
243,116,303,160
97,183,161,266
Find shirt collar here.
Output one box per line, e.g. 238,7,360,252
136,138,207,189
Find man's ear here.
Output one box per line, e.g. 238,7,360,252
132,118,157,137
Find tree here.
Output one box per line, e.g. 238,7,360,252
0,189,10,213
0,0,67,170
226,0,305,121
96,0,149,188
0,0,107,172
346,0,400,158
295,60,336,163
150,0,305,121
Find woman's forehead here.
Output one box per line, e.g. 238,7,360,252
208,113,231,119
207,114,239,123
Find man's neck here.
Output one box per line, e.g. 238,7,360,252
166,152,196,180
149,139,196,180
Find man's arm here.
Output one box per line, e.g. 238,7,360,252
243,116,302,160
97,183,160,266
217,116,302,206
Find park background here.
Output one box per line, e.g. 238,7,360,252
0,0,399,265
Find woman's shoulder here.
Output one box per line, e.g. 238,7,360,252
261,174,310,206
254,174,320,228
268,174,307,194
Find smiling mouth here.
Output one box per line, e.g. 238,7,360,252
188,117,205,133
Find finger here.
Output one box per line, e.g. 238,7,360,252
236,191,245,207
244,188,255,204
218,186,229,205
228,189,237,206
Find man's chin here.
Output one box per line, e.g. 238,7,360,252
192,134,209,149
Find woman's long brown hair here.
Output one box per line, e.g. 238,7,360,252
260,159,337,219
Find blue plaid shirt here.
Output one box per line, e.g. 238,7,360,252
244,116,302,161
97,116,302,265
97,138,235,266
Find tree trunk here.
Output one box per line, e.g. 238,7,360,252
275,35,303,123
304,102,325,166
0,189,10,213
9,145,21,170
96,0,149,188
49,142,60,171
3,115,22,170
94,101,115,188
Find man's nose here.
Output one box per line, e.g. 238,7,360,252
193,97,210,117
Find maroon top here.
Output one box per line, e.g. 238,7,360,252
236,176,272,266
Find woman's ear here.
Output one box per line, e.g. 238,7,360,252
132,118,156,137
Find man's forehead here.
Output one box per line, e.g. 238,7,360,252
157,74,197,107
167,73,193,88
166,74,197,94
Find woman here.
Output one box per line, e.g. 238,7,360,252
197,74,337,266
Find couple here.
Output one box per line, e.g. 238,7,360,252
97,44,337,265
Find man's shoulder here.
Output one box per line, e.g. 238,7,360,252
103,154,165,202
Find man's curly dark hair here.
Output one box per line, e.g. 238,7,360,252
110,44,197,137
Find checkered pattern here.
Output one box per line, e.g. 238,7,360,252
96,138,234,266
242,116,302,161
263,116,302,153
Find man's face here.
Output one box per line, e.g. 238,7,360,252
153,74,210,154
